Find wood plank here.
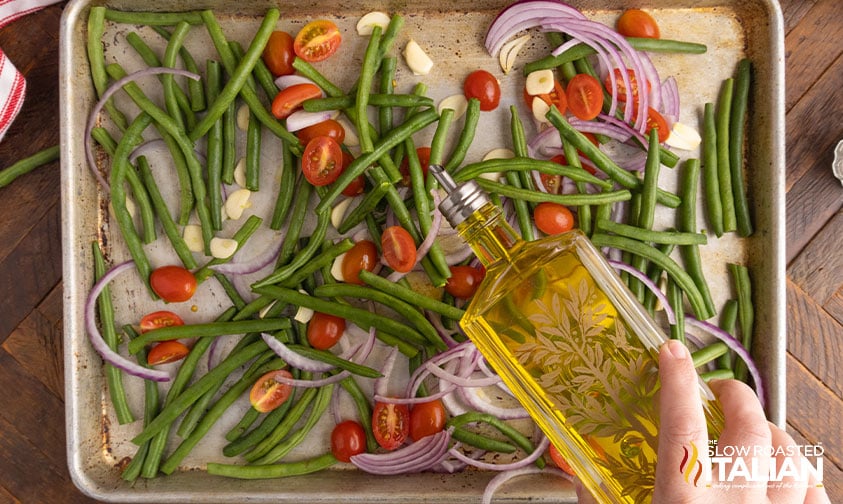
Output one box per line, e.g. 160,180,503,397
784,51,843,192
788,210,843,304
778,0,821,33
786,424,843,501
786,279,843,399
785,166,843,264
783,0,843,111
0,486,20,504
825,288,843,327
1,283,65,399
786,353,843,469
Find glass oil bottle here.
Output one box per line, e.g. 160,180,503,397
429,164,724,504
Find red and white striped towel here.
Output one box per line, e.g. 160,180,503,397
0,0,63,142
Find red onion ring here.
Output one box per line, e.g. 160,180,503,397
481,465,573,504
350,429,451,474
448,435,550,471
85,67,201,192
261,333,335,373
84,260,171,382
458,387,530,420
274,74,320,91
211,235,284,276
272,370,351,388
285,109,338,132
373,345,400,398
425,360,502,388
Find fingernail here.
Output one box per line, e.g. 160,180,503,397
663,339,689,360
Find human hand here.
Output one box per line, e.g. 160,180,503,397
575,339,830,504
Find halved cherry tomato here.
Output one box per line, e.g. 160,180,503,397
341,240,378,285
399,146,431,186
294,20,342,62
147,340,189,365
381,226,417,273
372,401,410,450
604,68,650,105
271,83,322,119
548,443,576,476
150,265,196,303
409,399,446,441
296,118,345,145
616,9,660,39
339,151,366,196
523,79,567,114
566,74,604,120
139,310,184,333
534,202,575,235
643,107,670,143
444,265,485,299
540,171,562,195
262,31,295,77
463,70,501,111
249,369,294,413
302,136,343,186
331,420,367,462
306,312,346,350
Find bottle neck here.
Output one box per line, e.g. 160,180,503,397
455,202,522,267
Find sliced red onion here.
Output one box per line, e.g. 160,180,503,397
211,235,284,276
426,310,462,349
285,109,338,132
274,74,319,91
342,325,377,363
425,361,502,388
374,345,400,397
84,260,171,382
568,117,633,143
350,429,451,474
374,384,456,405
485,0,585,56
411,190,443,267
607,260,674,324
660,76,680,124
639,50,662,113
273,370,351,388
261,333,335,373
458,387,530,420
482,465,573,504
449,435,550,472
85,67,201,192
404,344,472,397
442,246,476,266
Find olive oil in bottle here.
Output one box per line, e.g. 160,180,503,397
430,164,724,504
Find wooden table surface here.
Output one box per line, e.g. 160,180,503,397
0,1,840,502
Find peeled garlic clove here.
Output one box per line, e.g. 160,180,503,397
294,289,315,323
234,158,247,188
330,252,347,282
331,197,354,230
438,94,468,120
225,188,252,220
183,224,204,252
236,104,250,131
531,96,551,124
665,122,702,151
336,116,359,146
403,40,433,76
525,69,555,95
479,148,515,181
498,34,530,74
357,11,391,36
210,237,238,259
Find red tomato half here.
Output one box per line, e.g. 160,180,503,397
302,136,343,186
331,420,367,462
139,310,184,333
307,312,346,350
604,68,649,105
262,31,295,77
340,152,366,197
271,83,322,119
296,119,345,145
249,369,294,413
616,9,660,39
534,202,575,235
147,340,189,365
342,240,378,285
294,20,342,62
150,265,196,303
463,70,501,111
444,265,485,299
381,226,417,273
372,401,410,450
409,399,446,441
548,443,577,476
566,74,604,121
644,107,670,143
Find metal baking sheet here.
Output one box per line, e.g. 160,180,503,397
60,0,785,501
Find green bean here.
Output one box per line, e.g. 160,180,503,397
691,342,730,369
716,78,737,233
315,108,440,214
717,299,739,370
677,159,716,319
378,57,397,134
254,285,428,348
245,387,319,461
595,219,706,245
194,215,263,282
128,317,289,354
547,107,681,207
252,384,334,464
208,453,338,479
730,58,753,237
161,22,193,130
205,60,224,231
509,106,536,197
339,376,378,452
245,110,262,191
221,96,237,185
701,102,723,236
450,428,517,453
701,369,735,381
476,178,631,206
447,412,538,460
444,98,481,173
225,407,261,442
560,133,592,236
454,157,610,189
506,108,535,241
338,180,390,233
667,278,685,342
120,326,158,481
152,26,205,112
232,295,275,322
275,179,312,266
591,233,708,318
315,283,447,351
283,343,383,379
127,28,197,121
161,356,287,474
429,107,454,166
729,264,754,382
291,58,345,97
103,8,203,25
0,145,60,189
131,341,266,445
269,139,297,230
223,390,296,456
356,25,382,154
261,210,330,286
358,270,463,322
627,130,661,300
641,242,675,314
87,7,127,130
251,53,280,101
279,238,355,288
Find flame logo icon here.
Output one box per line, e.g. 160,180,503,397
679,441,703,486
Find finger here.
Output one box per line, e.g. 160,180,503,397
573,477,599,504
708,379,771,501
766,423,807,504
653,339,710,503
804,472,831,504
